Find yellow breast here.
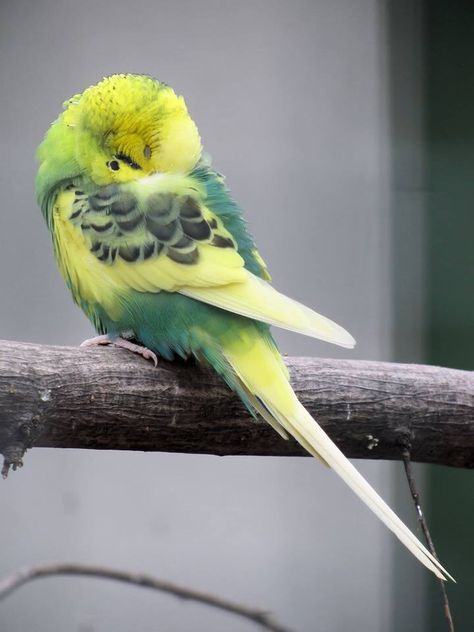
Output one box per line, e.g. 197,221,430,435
53,190,123,319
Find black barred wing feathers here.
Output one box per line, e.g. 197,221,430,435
57,175,355,347
68,182,237,268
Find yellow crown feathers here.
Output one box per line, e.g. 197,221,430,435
63,74,202,184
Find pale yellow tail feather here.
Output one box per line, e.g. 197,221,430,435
269,399,453,581
243,386,330,465
238,383,290,440
181,272,356,349
239,383,328,463
226,342,453,582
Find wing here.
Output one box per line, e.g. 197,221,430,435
63,174,354,347
66,175,247,291
190,162,272,281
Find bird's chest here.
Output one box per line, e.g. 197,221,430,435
52,189,123,320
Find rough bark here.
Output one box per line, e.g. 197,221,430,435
0,339,472,474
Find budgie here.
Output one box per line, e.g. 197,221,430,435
36,74,450,581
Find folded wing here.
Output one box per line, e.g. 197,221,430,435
68,174,354,347
181,272,355,348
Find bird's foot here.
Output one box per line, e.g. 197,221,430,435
80,334,112,348
80,335,158,367
114,338,159,367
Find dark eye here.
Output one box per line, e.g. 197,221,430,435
108,160,120,171
116,153,142,170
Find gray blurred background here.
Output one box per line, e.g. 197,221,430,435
0,1,472,631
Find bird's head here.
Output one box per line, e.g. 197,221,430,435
41,74,202,189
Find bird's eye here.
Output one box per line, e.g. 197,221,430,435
108,160,120,171
115,153,142,170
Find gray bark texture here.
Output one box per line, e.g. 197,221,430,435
0,339,473,475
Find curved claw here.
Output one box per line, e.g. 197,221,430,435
114,338,159,367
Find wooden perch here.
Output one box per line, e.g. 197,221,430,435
0,339,473,475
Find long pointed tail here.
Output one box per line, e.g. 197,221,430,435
223,333,453,582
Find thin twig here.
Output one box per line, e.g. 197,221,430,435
402,450,455,632
0,562,292,632
0,563,293,631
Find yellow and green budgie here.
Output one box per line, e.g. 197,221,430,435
36,74,450,581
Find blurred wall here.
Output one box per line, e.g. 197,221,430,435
424,1,474,628
0,2,414,631
388,2,474,629
387,2,429,629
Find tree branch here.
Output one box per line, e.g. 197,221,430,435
0,339,473,474
0,562,292,632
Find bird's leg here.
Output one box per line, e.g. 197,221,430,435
80,335,158,367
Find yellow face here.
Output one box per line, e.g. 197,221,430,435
63,74,202,186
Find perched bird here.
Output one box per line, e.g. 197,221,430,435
36,74,450,580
